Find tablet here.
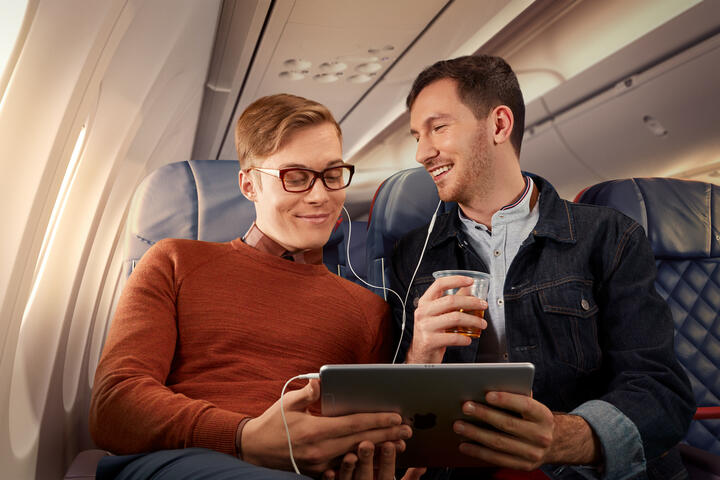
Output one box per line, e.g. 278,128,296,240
320,363,535,468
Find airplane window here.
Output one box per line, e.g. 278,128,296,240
0,0,30,105
23,123,87,321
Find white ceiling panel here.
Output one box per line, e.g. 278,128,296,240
217,0,447,160
554,34,720,183
250,21,428,112
340,0,533,160
287,0,442,28
520,122,604,200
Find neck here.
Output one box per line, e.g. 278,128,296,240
459,155,525,227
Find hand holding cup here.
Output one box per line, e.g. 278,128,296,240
432,270,490,338
406,271,489,364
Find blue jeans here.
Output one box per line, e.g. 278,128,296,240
97,448,312,480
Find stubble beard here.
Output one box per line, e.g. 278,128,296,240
439,133,494,206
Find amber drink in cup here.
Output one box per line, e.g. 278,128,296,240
431,270,490,338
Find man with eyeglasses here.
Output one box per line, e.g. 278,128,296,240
90,94,410,480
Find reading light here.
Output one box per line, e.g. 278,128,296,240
283,59,312,70
319,61,347,73
348,74,372,84
356,62,382,74
643,115,668,137
313,73,339,83
279,71,305,81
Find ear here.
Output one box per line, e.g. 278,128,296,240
239,169,257,202
489,105,514,146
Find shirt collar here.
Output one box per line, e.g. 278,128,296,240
242,222,323,265
427,173,576,248
458,176,539,232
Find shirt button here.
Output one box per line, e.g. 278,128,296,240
497,298,504,306
493,249,501,257
581,298,590,310
499,214,505,218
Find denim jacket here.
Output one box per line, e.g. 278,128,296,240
388,174,695,480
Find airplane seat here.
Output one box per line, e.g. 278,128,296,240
122,159,256,278
64,449,110,480
67,160,365,479
324,218,369,281
365,166,455,298
576,178,720,476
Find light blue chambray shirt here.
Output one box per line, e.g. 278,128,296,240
458,177,646,480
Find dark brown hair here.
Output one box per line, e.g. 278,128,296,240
406,55,525,156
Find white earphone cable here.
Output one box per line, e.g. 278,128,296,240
341,201,441,363
280,373,320,475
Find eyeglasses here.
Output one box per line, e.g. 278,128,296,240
245,164,355,193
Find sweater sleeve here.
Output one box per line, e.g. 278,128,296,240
89,241,247,455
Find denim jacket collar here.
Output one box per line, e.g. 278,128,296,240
428,173,577,248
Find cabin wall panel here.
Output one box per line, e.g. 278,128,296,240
55,0,220,470
0,0,220,478
0,2,131,479
0,0,127,361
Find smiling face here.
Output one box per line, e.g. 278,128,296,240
240,122,345,252
409,78,495,205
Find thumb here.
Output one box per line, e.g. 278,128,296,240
402,468,427,480
282,378,320,411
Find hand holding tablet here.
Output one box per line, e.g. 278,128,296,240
320,363,535,468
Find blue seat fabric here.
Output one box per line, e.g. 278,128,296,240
365,167,454,298
577,178,720,456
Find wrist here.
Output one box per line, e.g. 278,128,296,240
405,348,417,364
548,413,601,465
235,417,253,459
240,417,262,465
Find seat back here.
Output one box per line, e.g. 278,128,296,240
123,160,362,283
577,178,720,455
365,167,454,298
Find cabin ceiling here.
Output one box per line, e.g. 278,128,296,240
192,0,533,163
190,0,720,219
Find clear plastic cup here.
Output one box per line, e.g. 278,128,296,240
432,270,490,338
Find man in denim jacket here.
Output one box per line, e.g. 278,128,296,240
390,55,695,479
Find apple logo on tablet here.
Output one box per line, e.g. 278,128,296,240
411,412,437,429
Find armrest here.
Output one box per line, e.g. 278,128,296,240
678,444,720,479
695,407,720,420
65,449,109,479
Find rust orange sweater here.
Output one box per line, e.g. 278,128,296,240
89,237,390,456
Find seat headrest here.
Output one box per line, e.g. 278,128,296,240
577,178,720,259
366,167,454,259
126,160,255,246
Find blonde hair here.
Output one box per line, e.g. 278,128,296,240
235,93,341,169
